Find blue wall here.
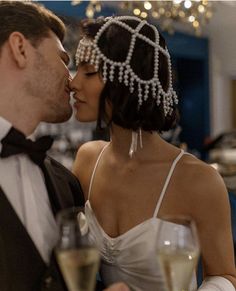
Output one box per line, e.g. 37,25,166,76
38,1,116,19
164,31,210,153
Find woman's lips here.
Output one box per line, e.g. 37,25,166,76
73,98,86,108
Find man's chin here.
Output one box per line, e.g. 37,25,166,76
44,109,73,124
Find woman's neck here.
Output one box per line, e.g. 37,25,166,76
109,123,165,161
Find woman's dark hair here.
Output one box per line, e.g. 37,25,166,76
80,17,179,132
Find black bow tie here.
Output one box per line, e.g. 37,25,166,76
0,127,54,166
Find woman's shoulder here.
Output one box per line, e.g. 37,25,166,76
181,153,221,183
73,140,108,171
77,140,108,158
179,152,228,206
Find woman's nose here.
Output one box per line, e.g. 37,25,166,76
69,72,82,91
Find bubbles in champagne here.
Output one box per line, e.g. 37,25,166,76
157,250,199,291
57,247,100,291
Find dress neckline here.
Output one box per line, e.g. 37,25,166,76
86,200,189,242
85,200,160,241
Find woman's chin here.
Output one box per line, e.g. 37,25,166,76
74,112,96,123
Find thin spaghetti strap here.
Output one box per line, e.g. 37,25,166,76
153,149,185,218
87,143,109,200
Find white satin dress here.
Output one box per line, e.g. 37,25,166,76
85,145,197,291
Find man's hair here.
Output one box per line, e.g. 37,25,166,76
0,1,65,50
79,18,179,133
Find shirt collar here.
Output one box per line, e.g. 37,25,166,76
0,117,12,153
0,117,39,154
0,116,12,141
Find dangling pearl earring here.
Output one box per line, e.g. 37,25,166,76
129,128,143,158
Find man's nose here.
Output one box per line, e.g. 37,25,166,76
69,74,81,92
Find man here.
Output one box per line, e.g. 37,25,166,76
0,1,84,290
0,2,129,291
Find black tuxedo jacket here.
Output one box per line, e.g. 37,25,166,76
0,156,85,291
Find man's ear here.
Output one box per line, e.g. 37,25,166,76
8,32,31,68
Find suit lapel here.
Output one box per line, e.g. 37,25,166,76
42,156,84,214
0,187,46,290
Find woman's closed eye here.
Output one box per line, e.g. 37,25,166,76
85,72,98,77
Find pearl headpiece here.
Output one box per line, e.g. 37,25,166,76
76,16,178,116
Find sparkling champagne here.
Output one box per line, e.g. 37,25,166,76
157,250,199,291
57,247,100,291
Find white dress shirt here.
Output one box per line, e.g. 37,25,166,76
0,116,59,264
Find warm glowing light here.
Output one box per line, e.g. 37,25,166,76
188,255,193,260
173,0,182,4
140,11,148,18
71,0,81,5
198,5,205,13
86,8,94,18
188,15,195,22
193,20,199,28
144,1,152,10
133,8,141,15
152,11,159,18
184,0,192,9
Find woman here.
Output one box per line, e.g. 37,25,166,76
70,16,236,290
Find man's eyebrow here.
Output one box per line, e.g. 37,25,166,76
60,50,70,66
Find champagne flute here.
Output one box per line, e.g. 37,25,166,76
55,207,100,291
156,216,200,291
